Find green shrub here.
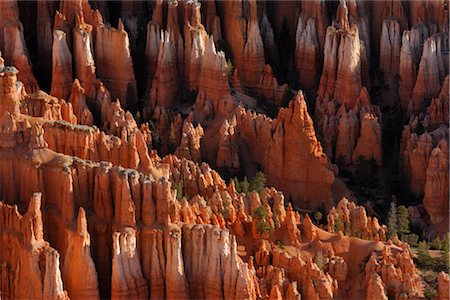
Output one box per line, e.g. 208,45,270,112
174,181,184,201
241,177,250,194
314,211,323,224
249,171,266,196
401,233,419,247
275,240,285,249
253,205,274,235
315,251,324,270
424,287,438,299
227,59,234,76
430,236,443,250
396,205,410,235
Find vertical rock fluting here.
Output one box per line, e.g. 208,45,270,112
3,24,39,93
423,140,449,224
195,35,231,117
73,13,97,98
0,2,443,299
50,30,73,100
0,193,69,300
0,0,21,50
63,208,99,300
295,0,328,92
315,1,383,169
95,20,137,110
410,34,446,115
352,113,382,165
399,30,418,113
111,229,148,300
0,65,23,115
379,18,401,81
175,121,204,163
295,17,320,92
265,92,336,209
317,10,365,110
220,0,264,89
149,30,179,109
67,79,94,125
222,92,336,210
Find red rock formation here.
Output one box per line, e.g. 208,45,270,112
295,0,328,92
399,29,418,113
95,20,137,110
145,1,162,86
111,229,148,299
423,139,449,224
216,118,240,170
0,2,439,299
428,75,449,128
195,35,231,117
410,34,446,115
175,121,204,163
265,92,336,209
402,131,434,197
50,30,73,100
379,18,401,81
258,65,289,105
438,272,449,300
352,113,382,165
370,0,407,56
62,208,99,300
149,30,179,109
328,198,386,240
0,65,23,115
364,245,423,299
367,273,388,300
220,0,264,89
73,13,97,97
318,24,363,109
0,0,21,50
3,24,39,93
0,193,69,299
67,80,94,125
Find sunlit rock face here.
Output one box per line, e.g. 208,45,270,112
0,0,448,299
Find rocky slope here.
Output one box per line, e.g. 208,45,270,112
0,0,448,299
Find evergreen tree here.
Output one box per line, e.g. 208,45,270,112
387,202,398,239
250,171,267,195
430,236,443,250
334,213,343,233
314,211,323,225
232,177,242,193
315,251,324,270
174,181,184,201
397,205,410,236
253,205,273,234
241,177,250,194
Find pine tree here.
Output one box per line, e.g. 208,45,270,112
334,213,343,233
397,205,410,236
387,202,398,239
314,211,323,225
253,205,273,234
232,177,242,193
241,177,250,194
250,171,266,195
174,181,184,201
315,251,324,270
